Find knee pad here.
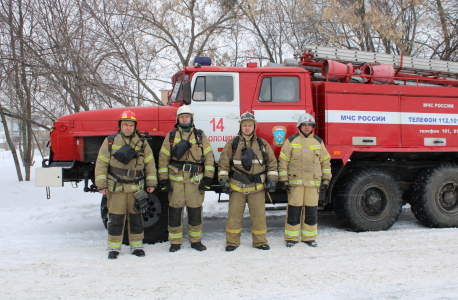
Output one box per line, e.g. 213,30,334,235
286,205,302,226
129,213,143,234
187,206,202,226
169,207,183,228
108,213,125,236
304,206,318,226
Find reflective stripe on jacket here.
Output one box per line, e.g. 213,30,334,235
94,133,158,192
158,126,215,183
218,133,278,192
278,133,331,187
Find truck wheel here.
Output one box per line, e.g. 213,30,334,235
411,163,458,228
100,192,169,244
143,192,169,244
333,168,403,231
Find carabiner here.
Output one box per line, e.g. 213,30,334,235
242,184,249,195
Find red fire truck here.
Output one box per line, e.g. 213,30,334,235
36,46,458,244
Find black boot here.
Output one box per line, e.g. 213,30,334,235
191,242,207,251
169,244,181,252
255,244,270,250
108,251,119,259
303,240,318,247
132,249,145,257
286,241,298,248
226,246,237,252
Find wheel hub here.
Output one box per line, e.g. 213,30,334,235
357,185,391,221
437,182,458,212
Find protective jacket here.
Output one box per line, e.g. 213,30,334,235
95,133,157,193
218,133,278,193
158,126,214,183
278,132,331,187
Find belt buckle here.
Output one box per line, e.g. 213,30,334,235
182,164,192,172
127,169,136,178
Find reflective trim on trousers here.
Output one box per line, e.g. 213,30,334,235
169,232,183,239
301,229,318,236
129,240,143,248
285,229,300,237
108,241,122,250
188,230,202,237
251,229,267,234
226,228,242,234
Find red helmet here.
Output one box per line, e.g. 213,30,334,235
119,110,137,123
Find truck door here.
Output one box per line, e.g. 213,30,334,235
189,72,240,161
251,74,307,157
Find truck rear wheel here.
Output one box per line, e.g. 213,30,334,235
411,163,458,228
333,168,403,231
100,192,169,244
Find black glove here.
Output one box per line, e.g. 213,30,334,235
220,177,232,194
159,180,173,193
320,179,330,193
199,176,213,191
265,178,277,193
133,198,149,213
280,181,290,193
133,190,149,213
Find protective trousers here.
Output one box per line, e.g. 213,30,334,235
226,190,267,247
168,181,205,244
284,186,319,242
107,192,144,251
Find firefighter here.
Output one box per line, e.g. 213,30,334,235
218,112,278,251
158,105,214,252
278,113,331,248
95,110,158,259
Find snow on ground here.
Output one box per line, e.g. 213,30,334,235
1,152,458,299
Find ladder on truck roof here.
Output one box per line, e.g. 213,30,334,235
303,45,458,79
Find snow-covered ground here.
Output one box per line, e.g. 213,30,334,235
1,151,458,299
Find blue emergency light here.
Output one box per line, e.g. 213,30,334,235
192,57,212,66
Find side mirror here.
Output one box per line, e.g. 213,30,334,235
182,78,191,105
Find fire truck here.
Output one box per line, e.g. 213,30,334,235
36,46,458,244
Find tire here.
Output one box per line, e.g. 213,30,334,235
333,168,403,231
100,191,169,245
411,163,458,228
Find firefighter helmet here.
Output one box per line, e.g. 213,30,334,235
297,113,315,128
176,105,194,117
119,110,138,123
240,111,255,122
239,111,257,133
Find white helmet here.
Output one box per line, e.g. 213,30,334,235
176,105,193,117
297,113,315,128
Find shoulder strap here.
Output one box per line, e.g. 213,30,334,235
231,136,240,156
107,133,117,154
288,133,300,143
257,137,268,160
313,134,323,144
169,129,178,151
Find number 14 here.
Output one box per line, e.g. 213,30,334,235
210,118,225,132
